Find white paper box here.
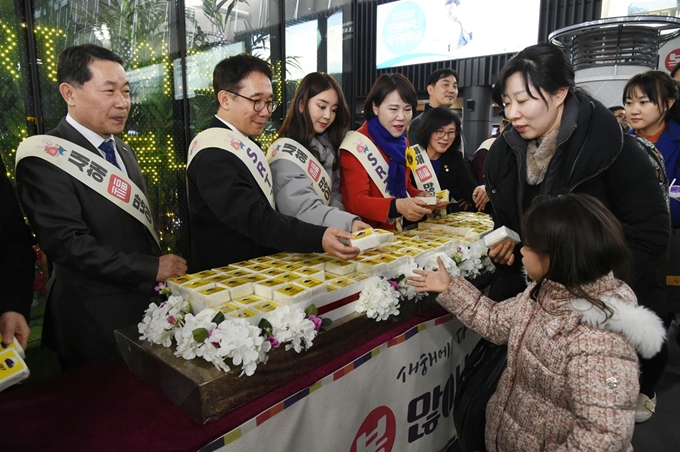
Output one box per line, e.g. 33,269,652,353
483,226,521,247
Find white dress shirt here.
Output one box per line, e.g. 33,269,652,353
65,114,128,175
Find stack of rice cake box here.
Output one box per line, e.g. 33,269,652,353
166,213,493,323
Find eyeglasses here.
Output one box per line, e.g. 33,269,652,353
225,90,279,113
434,129,456,139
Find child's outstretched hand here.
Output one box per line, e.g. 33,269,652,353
407,257,452,293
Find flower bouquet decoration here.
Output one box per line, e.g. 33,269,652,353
452,241,495,280
138,286,328,376
394,261,428,302
355,276,402,321
258,304,329,353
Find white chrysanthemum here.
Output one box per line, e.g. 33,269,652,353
355,277,401,321
138,295,190,348
394,262,426,301
267,306,318,353
173,309,218,361
482,255,496,273
212,319,271,376
200,341,232,373
425,252,461,278
456,241,488,279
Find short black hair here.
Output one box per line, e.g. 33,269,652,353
57,44,124,86
623,70,680,124
363,74,417,120
608,106,625,112
416,107,462,153
213,53,273,108
426,68,458,87
493,43,575,107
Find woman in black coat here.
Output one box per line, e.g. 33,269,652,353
412,107,488,214
485,42,670,423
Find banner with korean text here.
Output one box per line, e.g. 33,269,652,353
201,315,481,452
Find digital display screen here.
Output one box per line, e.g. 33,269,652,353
375,0,540,69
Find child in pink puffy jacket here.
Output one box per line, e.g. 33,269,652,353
409,194,666,452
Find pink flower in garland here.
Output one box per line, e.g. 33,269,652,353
308,315,322,331
389,279,399,291
267,336,280,349
167,315,176,325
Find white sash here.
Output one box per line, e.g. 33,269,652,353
409,144,442,195
16,135,160,246
267,138,332,206
187,127,275,208
339,131,391,197
409,144,449,219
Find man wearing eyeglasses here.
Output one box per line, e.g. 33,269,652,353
187,53,359,270
608,105,631,133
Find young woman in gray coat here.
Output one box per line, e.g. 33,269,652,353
270,72,368,232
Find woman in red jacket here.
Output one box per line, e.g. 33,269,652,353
339,74,445,229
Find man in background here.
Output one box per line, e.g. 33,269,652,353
408,68,469,159
609,105,631,133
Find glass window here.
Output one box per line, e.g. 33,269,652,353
0,6,29,182
282,0,352,116
327,10,344,78
286,20,318,80
184,0,276,139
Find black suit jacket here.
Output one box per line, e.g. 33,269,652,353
187,117,326,270
435,148,479,212
0,157,35,320
16,118,161,369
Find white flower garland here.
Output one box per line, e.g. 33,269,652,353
424,252,461,278
173,309,217,361
138,297,316,376
138,295,189,348
455,241,492,280
211,318,272,376
267,305,318,353
355,276,401,321
138,239,496,373
394,262,427,302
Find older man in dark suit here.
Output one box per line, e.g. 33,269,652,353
16,44,187,370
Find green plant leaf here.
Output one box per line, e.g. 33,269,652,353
212,311,225,324
258,318,273,335
192,327,209,343
304,304,318,316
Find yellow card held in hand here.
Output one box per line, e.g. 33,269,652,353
0,347,30,392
